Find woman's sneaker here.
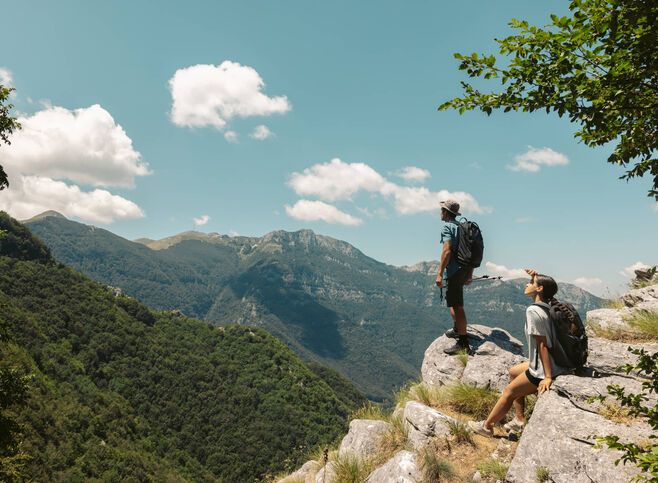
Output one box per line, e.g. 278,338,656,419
503,418,525,433
467,420,493,438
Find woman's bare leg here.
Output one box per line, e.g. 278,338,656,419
484,370,538,430
509,362,529,422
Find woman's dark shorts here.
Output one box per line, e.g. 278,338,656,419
446,268,468,307
525,369,543,387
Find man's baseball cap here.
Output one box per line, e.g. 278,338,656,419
440,199,461,216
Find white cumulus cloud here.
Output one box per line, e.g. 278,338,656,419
619,261,651,278
251,124,273,140
485,262,527,280
285,200,362,226
4,104,150,188
508,146,569,172
289,158,386,202
224,130,238,143
0,67,13,87
572,277,603,291
168,60,291,130
0,175,144,224
193,214,210,226
394,166,431,183
287,158,490,217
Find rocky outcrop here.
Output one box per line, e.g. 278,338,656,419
621,283,658,307
365,451,420,483
284,286,657,483
403,401,456,450
339,419,392,460
422,324,524,391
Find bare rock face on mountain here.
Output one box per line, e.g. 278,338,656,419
365,451,420,483
421,324,525,391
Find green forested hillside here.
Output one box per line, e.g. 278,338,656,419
26,214,606,400
0,212,360,482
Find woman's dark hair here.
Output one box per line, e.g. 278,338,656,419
535,274,558,301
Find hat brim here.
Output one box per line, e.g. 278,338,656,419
440,204,461,216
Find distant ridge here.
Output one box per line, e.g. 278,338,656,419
21,210,67,223
134,230,229,250
26,215,607,399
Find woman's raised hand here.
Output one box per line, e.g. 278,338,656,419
524,268,538,277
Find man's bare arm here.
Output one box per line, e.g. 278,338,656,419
436,241,451,287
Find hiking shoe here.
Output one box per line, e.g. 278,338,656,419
468,420,493,438
503,419,525,433
443,341,472,356
444,327,458,339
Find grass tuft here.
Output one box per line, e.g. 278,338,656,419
477,457,508,480
351,402,388,421
393,381,414,407
625,311,658,339
599,401,635,424
372,414,409,467
410,382,436,407
332,453,372,483
456,348,470,367
448,419,474,446
524,394,538,421
441,381,499,420
418,446,454,482
535,465,550,482
604,298,626,310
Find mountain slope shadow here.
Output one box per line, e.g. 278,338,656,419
227,259,347,358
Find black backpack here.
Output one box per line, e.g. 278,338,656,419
453,218,484,269
535,301,588,370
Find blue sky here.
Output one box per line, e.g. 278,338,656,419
1,1,656,297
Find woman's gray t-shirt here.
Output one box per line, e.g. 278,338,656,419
525,303,568,379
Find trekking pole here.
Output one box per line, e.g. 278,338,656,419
470,275,503,282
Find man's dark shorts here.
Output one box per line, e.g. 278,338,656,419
446,268,468,307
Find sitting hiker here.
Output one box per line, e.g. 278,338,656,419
468,269,569,437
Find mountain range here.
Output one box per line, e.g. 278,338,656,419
25,212,606,400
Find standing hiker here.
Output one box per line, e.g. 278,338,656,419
436,199,474,355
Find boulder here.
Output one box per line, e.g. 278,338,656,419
339,419,392,460
365,450,421,483
506,387,654,483
403,401,456,450
553,372,657,411
314,462,336,483
279,460,320,483
422,324,524,391
586,337,658,377
421,335,466,387
586,307,639,334
621,283,658,307
461,340,525,392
